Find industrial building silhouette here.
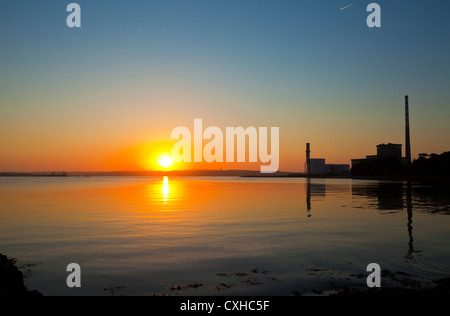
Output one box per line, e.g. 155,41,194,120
305,143,350,176
351,96,412,170
305,96,412,176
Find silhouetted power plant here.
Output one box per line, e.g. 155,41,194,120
306,96,413,176
305,143,350,176
351,95,413,169
306,143,311,176
405,95,412,165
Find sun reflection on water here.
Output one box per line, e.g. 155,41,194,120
162,176,170,203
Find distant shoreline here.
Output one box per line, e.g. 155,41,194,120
0,170,295,178
1,171,449,182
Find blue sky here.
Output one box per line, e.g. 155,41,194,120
0,0,449,171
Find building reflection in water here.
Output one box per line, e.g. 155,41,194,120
406,182,414,259
306,179,311,217
352,182,403,211
305,179,326,218
351,181,417,259
305,180,420,259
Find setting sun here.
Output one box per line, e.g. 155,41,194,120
157,154,174,169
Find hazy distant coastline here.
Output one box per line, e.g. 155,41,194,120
0,170,295,177
2,171,449,182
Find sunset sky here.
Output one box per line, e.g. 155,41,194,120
1,0,449,172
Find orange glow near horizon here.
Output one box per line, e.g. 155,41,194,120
2,127,445,173
107,142,180,172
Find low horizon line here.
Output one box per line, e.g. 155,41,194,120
0,169,304,174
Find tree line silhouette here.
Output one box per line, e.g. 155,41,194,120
351,151,450,178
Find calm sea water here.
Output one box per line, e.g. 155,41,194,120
0,177,449,296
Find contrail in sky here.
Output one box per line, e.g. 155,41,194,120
339,2,361,11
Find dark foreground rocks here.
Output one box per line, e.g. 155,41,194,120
0,254,42,296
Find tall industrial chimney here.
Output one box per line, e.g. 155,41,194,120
405,96,412,165
306,143,311,176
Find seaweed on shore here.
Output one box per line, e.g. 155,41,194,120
332,278,450,296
